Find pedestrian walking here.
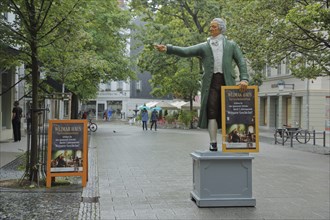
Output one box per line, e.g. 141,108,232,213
155,17,249,151
150,109,158,131
141,109,149,130
107,108,112,121
103,110,108,121
82,111,88,119
12,101,22,142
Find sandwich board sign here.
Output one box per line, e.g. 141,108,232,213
46,120,88,188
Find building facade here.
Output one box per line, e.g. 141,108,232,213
0,11,27,141
258,63,329,131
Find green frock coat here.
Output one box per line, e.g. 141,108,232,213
166,37,249,129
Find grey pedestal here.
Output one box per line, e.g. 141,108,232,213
190,150,256,207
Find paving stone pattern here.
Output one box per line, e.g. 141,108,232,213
1,120,329,220
96,122,329,220
78,138,100,220
0,160,82,220
0,191,81,220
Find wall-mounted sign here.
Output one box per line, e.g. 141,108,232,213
46,120,88,188
221,86,259,153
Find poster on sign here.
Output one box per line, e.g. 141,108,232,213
221,86,259,153
46,120,88,188
50,123,84,172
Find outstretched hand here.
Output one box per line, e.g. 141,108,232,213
154,44,166,52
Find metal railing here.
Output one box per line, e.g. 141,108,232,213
274,127,327,147
19,107,49,186
311,130,327,147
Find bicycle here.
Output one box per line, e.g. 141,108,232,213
88,119,97,132
274,125,310,144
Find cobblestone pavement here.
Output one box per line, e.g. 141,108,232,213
0,191,81,219
0,154,82,219
0,131,100,220
0,136,95,220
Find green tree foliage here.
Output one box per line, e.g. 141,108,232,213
170,59,201,101
38,1,135,101
1,0,86,181
1,0,134,100
178,110,197,128
129,0,224,106
226,0,330,79
0,0,134,181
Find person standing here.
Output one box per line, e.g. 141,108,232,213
154,18,249,151
12,101,23,142
141,109,149,130
231,129,241,143
150,109,159,131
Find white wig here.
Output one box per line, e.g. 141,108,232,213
212,18,226,34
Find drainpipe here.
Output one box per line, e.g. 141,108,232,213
306,79,310,130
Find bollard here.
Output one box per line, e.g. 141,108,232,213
323,131,326,147
274,130,277,144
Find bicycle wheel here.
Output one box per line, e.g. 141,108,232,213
89,123,98,132
274,129,289,144
295,130,310,144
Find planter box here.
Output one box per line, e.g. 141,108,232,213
190,150,256,207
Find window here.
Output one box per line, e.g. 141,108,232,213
263,98,268,126
285,57,290,75
117,81,123,91
106,82,111,91
266,64,271,77
64,100,69,117
263,65,266,76
3,12,8,20
277,63,281,75
136,80,141,91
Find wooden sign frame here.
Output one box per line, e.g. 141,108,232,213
46,120,88,188
221,86,259,153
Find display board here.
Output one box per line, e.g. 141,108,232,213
46,120,88,188
221,86,259,153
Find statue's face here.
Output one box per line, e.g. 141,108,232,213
209,21,221,37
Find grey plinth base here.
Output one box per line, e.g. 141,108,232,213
190,150,256,207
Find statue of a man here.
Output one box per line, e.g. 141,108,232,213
155,18,249,151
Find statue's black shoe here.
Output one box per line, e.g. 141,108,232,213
209,143,217,151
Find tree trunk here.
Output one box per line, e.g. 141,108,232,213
29,1,39,180
71,93,79,119
30,40,39,182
